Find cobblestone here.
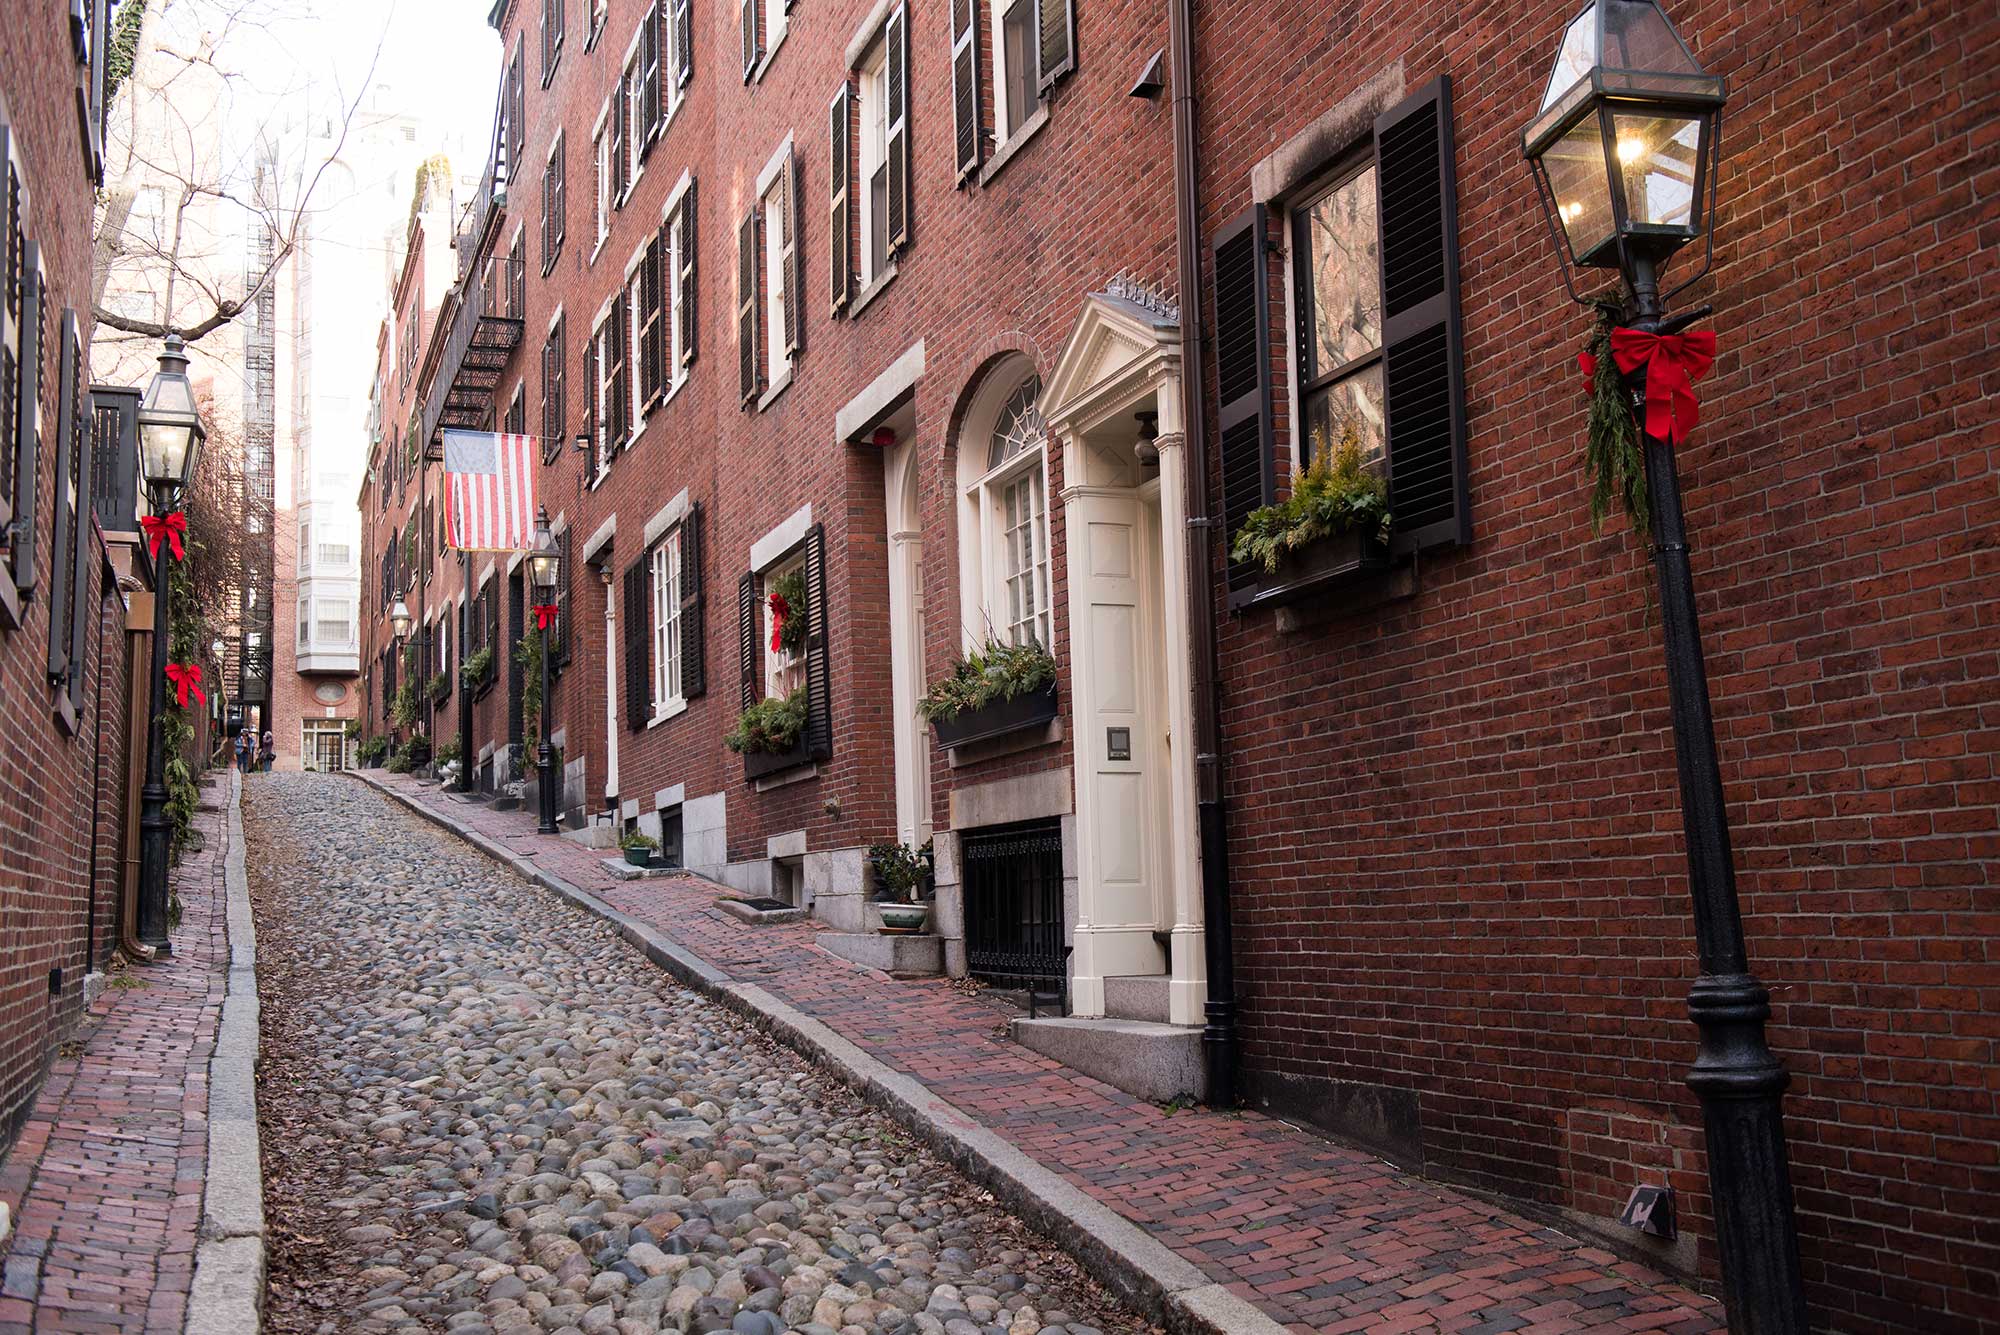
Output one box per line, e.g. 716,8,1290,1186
246,773,1145,1335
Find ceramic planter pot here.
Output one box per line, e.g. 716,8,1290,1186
877,902,930,935
623,847,654,867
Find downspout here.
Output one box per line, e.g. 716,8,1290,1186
1168,0,1237,1106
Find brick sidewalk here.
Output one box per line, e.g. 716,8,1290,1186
370,771,1724,1335
0,775,233,1335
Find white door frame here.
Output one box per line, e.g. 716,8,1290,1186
885,441,932,848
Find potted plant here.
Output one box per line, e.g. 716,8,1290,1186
1230,420,1393,606
357,735,389,768
619,829,660,867
921,640,1060,751
433,736,462,767
870,839,935,934
726,688,812,779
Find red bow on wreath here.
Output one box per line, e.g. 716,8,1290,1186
140,510,188,562
164,661,206,709
768,593,789,654
532,603,559,630
1608,328,1717,446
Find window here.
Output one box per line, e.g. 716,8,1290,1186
505,384,526,438
299,520,312,575
593,292,629,470
542,316,566,462
665,181,696,378
508,229,526,317
833,10,907,311
1291,159,1385,465
857,41,890,286
592,105,612,249
319,537,352,569
992,0,1039,142
958,365,1051,650
740,148,800,404
630,237,662,411
297,596,310,650
316,598,353,647
650,527,682,713
586,0,607,49
1,128,41,621
761,548,807,700
542,133,566,273
742,0,789,81
622,29,651,189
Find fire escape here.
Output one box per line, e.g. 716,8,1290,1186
418,132,525,454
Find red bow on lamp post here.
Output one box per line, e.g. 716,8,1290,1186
1609,328,1718,446
768,593,789,654
140,510,188,562
164,661,206,708
532,604,559,630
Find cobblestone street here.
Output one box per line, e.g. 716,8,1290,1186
245,773,1145,1335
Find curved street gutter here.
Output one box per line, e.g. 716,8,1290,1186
184,770,266,1335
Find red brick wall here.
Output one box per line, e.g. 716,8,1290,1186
1195,2,1998,1331
0,12,134,1153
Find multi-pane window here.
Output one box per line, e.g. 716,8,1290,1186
965,374,1051,650
992,0,1040,142
316,598,353,647
762,549,807,700
761,172,790,383
319,537,352,569
858,41,890,286
587,0,607,48
505,384,527,437
622,36,648,189
541,134,566,273
650,528,682,713
1291,159,1385,465
542,316,566,461
592,105,612,248
541,0,566,83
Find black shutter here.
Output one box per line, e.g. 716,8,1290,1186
612,70,628,200
673,0,693,88
12,240,41,600
47,309,78,683
950,0,982,180
64,318,91,702
508,573,525,745
784,149,804,358
803,523,831,759
1035,0,1075,93
540,157,553,267
554,527,573,670
1376,77,1470,553
1212,206,1275,594
582,323,599,474
740,0,760,80
885,5,910,255
640,235,664,404
737,569,757,709
827,84,852,315
639,8,661,151
736,207,758,404
677,178,697,366
679,501,705,699
552,136,566,252
611,290,630,444
623,556,649,729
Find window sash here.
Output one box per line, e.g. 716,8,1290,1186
651,530,682,709
762,180,787,377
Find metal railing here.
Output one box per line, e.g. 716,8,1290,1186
418,249,525,450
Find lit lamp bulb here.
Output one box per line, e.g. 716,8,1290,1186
1561,200,1585,222
1617,136,1648,164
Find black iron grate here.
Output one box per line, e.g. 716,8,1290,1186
961,818,1068,1011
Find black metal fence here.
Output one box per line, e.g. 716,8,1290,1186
961,818,1069,1013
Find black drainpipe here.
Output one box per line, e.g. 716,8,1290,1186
1168,0,1237,1107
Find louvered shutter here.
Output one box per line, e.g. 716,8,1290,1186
611,290,630,445
509,574,526,745
950,0,981,179
1375,77,1470,553
623,556,650,729
679,501,705,698
783,150,804,359
677,179,697,366
47,310,79,683
1035,0,1075,92
552,138,565,252
540,165,553,268
737,570,757,709
64,317,91,702
885,5,910,254
10,240,39,599
1212,206,1275,594
582,325,599,475
673,0,693,87
611,74,628,200
736,207,758,404
640,236,664,404
640,10,661,151
741,0,761,80
827,85,852,315
803,523,832,759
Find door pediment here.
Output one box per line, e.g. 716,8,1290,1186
1041,291,1181,439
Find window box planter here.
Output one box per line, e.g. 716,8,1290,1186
1237,529,1393,613
742,735,814,781
931,683,1059,751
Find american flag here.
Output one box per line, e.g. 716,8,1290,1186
443,430,538,552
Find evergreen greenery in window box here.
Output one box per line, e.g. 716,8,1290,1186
727,689,813,778
460,645,495,687
357,735,390,767
619,829,660,866
1231,421,1393,607
921,641,1060,750
427,671,451,701
766,568,808,658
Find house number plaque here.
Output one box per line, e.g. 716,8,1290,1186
1106,727,1131,761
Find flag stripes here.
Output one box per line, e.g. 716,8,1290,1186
443,430,539,552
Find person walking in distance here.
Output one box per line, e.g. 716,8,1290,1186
261,728,275,772
234,728,252,774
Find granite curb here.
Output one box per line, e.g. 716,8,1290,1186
355,771,1285,1335
185,770,266,1335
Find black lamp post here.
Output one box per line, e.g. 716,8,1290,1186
1523,6,1806,1333
527,506,560,834
135,335,207,957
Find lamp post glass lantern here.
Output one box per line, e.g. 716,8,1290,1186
390,596,412,642
135,336,209,957
1522,7,1807,1334
529,507,560,834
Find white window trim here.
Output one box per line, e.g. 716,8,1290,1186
649,528,684,722
623,237,653,433
750,0,790,84
545,130,566,263
857,39,889,291
754,136,794,399
580,515,616,564
662,170,692,392
750,503,812,574
547,301,566,337
591,100,612,261
643,486,692,546
760,547,808,702
620,24,649,201
969,447,1053,650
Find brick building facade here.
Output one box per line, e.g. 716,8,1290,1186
0,4,141,1157
359,1,1997,1330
